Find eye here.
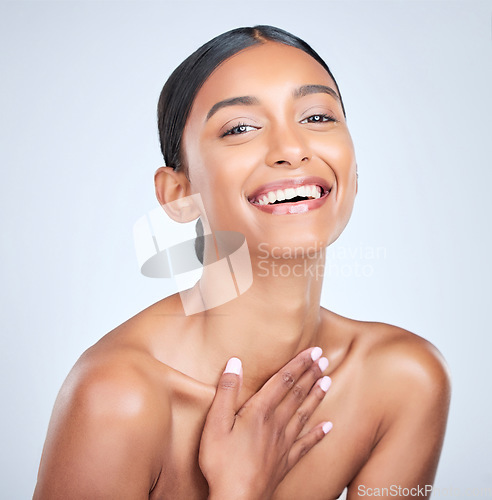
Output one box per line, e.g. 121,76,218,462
300,113,338,124
221,123,258,137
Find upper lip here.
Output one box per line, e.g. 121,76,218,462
247,176,332,203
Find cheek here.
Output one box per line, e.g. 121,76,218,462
191,139,257,194
326,129,355,174
315,131,357,229
182,123,258,231
335,152,358,234
184,133,218,195
314,129,356,171
186,145,253,229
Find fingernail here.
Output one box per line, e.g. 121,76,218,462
322,421,333,434
319,376,332,392
311,346,322,361
318,357,329,372
224,357,242,375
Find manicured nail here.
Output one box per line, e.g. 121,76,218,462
318,357,329,372
224,357,242,375
322,421,333,434
319,376,332,392
311,347,322,361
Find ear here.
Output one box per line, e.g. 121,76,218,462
154,166,201,223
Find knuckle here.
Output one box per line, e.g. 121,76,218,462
292,384,305,402
252,399,273,422
262,407,273,423
273,425,284,442
300,354,312,369
281,370,295,388
219,376,238,391
295,408,310,427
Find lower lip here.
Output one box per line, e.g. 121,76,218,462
249,190,331,215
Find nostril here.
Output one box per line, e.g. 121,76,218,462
273,156,309,168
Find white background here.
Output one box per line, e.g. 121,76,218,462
1,1,491,498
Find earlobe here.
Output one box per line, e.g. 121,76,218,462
154,166,201,223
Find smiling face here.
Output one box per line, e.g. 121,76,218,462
181,41,357,257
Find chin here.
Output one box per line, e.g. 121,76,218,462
251,213,351,256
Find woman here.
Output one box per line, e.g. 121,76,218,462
33,26,450,499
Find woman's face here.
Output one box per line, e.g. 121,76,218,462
182,41,357,257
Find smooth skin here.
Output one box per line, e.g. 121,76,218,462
34,42,450,500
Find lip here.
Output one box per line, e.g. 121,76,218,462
247,176,332,215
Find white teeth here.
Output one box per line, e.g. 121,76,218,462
254,184,324,205
284,188,296,199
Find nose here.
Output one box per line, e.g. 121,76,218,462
264,122,311,169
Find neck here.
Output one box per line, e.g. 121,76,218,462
193,251,326,398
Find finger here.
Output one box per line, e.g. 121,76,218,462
205,357,243,433
254,347,324,411
284,375,332,443
276,356,329,425
286,420,333,471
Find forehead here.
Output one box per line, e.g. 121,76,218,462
189,41,338,119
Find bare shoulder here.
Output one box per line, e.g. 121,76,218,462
55,290,211,427
34,331,173,498
354,320,452,425
323,309,451,415
364,321,450,392
59,340,172,425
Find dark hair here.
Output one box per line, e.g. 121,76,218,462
157,25,346,174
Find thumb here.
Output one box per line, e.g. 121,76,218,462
207,357,243,432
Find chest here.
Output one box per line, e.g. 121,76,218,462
150,382,376,500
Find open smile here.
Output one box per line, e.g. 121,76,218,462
247,176,332,215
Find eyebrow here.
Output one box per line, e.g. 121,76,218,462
206,96,260,121
293,84,340,102
205,84,340,122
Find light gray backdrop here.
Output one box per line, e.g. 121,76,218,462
1,1,491,498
